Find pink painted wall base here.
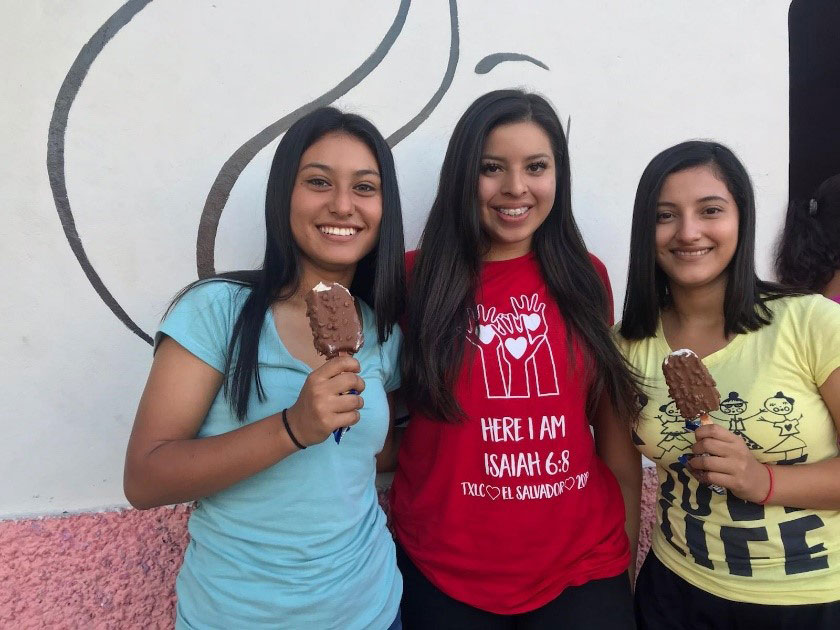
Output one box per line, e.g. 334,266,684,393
1,469,658,628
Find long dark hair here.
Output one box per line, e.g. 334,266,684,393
168,107,405,420
621,140,797,340
402,89,640,423
775,173,840,292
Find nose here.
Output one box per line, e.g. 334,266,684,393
501,170,527,197
675,214,702,242
330,186,355,218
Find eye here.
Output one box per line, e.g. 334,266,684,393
526,160,548,173
480,162,503,174
306,177,330,188
354,182,378,194
702,206,724,215
655,211,674,222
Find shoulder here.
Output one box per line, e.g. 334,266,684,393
156,279,253,369
168,279,251,322
588,252,612,292
179,278,251,306
763,293,837,323
611,321,630,352
162,279,253,335
588,253,608,278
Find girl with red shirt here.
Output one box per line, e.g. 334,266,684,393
389,90,641,628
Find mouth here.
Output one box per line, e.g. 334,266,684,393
671,247,712,259
318,225,361,240
493,205,531,222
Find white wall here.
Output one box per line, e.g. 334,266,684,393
2,0,790,518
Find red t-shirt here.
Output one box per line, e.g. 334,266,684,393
390,251,629,614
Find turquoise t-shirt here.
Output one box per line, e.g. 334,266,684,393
156,280,402,630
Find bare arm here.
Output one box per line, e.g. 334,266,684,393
593,394,642,577
690,366,840,509
123,337,364,509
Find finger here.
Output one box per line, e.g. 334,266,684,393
313,356,361,380
333,393,364,413
687,454,736,476
325,373,365,395
701,470,732,490
692,437,734,457
334,410,362,427
693,424,735,441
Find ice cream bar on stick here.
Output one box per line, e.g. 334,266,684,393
305,281,364,443
662,349,725,495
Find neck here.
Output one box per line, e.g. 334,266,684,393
823,269,840,298
666,276,727,329
483,241,532,262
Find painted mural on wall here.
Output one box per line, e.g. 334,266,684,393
47,0,550,345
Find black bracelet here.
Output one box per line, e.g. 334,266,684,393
282,408,307,450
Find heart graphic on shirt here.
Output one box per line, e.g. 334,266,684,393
485,485,501,500
784,423,793,432
504,337,527,359
564,477,576,490
477,324,496,344
523,314,541,331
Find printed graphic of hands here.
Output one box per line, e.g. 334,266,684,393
469,295,548,361
470,304,502,348
509,293,547,344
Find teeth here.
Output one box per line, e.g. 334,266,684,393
319,226,357,236
496,206,529,217
674,249,710,257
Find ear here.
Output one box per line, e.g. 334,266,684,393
659,404,668,412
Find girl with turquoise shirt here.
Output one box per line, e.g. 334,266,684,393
615,141,840,629
124,108,405,630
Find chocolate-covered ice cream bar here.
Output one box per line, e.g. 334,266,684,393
663,349,725,495
305,282,364,443
305,282,364,359
662,348,720,420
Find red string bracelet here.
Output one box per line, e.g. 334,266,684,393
758,463,774,505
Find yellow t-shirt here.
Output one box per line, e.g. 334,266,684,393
615,294,840,605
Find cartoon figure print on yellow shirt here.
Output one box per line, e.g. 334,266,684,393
617,295,840,605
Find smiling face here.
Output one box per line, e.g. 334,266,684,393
655,165,739,293
289,132,382,281
477,121,556,260
764,394,793,416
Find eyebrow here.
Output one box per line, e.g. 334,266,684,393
481,153,552,162
657,195,729,207
299,162,380,177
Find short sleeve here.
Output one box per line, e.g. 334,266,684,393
155,281,245,373
803,295,840,386
589,254,615,326
379,323,403,393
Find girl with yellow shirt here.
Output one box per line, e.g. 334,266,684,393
615,141,840,629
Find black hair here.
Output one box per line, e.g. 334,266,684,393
168,107,405,420
620,140,798,340
775,173,840,292
402,89,640,423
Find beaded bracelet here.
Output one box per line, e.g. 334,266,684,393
282,408,307,450
758,463,774,505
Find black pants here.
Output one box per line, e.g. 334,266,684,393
635,551,840,630
397,543,635,629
